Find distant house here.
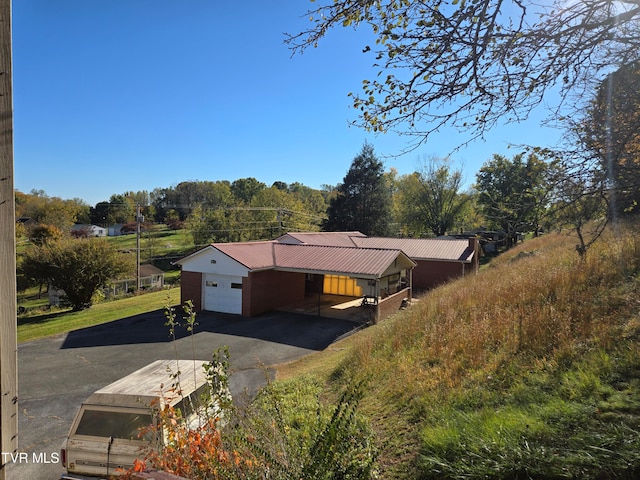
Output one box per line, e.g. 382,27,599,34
49,265,166,306
107,224,125,236
17,216,36,228
108,222,143,236
107,264,165,296
71,224,107,237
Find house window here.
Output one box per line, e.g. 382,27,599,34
205,281,218,288
231,283,242,289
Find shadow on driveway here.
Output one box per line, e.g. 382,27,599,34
60,308,361,351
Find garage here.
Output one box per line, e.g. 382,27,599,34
203,274,243,314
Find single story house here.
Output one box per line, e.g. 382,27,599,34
176,239,415,320
71,224,107,237
107,223,125,236
276,232,480,292
176,231,480,320
107,264,166,296
50,264,166,305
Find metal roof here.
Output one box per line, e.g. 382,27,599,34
176,232,473,274
209,242,414,278
275,232,476,262
273,244,415,278
275,231,364,247
213,241,275,270
351,237,476,262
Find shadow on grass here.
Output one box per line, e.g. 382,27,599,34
18,309,72,326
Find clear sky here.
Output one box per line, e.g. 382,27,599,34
12,0,564,206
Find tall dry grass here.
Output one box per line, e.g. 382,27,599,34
340,224,640,418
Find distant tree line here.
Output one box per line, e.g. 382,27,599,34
16,58,640,272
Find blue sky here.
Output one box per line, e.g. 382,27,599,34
12,1,564,206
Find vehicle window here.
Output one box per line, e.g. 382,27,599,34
74,409,153,440
173,383,212,420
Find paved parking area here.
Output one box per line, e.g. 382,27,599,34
9,309,358,480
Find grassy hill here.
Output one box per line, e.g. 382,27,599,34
276,224,640,479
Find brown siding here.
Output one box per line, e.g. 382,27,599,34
412,260,464,292
180,270,203,311
244,270,306,317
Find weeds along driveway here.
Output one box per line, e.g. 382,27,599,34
11,309,358,480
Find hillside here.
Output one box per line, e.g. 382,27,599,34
276,224,640,479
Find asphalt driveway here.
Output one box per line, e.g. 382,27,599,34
9,309,358,480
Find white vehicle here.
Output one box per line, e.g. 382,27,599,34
61,359,220,479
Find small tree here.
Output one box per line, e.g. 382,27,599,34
20,238,134,310
556,177,610,259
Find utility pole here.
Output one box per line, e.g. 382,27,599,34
136,205,143,291
0,1,18,478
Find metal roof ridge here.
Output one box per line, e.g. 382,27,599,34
211,239,273,247
274,243,403,253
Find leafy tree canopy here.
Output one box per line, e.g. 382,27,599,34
476,153,555,243
287,0,640,148
20,238,134,310
396,157,470,237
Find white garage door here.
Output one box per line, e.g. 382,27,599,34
203,274,243,314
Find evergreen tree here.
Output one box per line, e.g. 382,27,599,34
324,143,391,236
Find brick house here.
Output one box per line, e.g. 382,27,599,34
176,232,480,319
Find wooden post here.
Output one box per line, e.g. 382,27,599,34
0,1,18,478
136,205,141,290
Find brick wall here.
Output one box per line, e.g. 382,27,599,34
243,270,306,317
180,270,202,311
376,287,411,323
412,260,464,292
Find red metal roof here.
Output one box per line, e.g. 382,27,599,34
275,231,364,247
210,241,414,277
176,232,473,274
351,237,476,262
212,241,274,270
276,232,476,262
273,244,415,277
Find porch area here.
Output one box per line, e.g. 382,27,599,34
278,288,411,324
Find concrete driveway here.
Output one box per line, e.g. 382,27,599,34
9,309,357,480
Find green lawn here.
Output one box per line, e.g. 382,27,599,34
17,287,180,343
16,225,194,343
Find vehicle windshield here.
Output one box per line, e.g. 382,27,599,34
74,409,153,441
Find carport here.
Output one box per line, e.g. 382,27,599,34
277,294,373,323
